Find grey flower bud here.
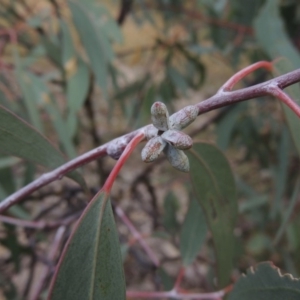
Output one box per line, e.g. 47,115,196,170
141,136,166,162
161,130,193,150
164,144,189,172
151,102,170,131
169,105,198,130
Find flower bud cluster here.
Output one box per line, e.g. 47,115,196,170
141,102,198,172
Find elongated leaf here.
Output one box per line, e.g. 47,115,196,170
0,157,20,169
229,262,300,300
217,103,247,151
61,20,90,132
254,0,300,65
61,20,75,67
180,197,207,266
0,154,15,196
13,47,44,132
68,0,112,95
66,58,90,113
167,66,188,94
43,96,77,159
274,180,300,245
0,105,64,169
272,126,290,217
254,0,300,156
157,267,174,291
66,58,90,137
163,192,179,234
48,191,125,300
0,105,84,187
187,142,238,287
26,72,78,159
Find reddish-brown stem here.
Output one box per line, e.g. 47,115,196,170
102,132,145,193
115,205,160,267
220,61,273,91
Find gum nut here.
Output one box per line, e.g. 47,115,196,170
161,130,193,150
145,124,159,140
164,145,190,172
151,102,170,131
141,136,166,162
169,105,199,130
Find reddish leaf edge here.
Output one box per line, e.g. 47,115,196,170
47,131,145,299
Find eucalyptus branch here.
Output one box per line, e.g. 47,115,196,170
1,64,300,213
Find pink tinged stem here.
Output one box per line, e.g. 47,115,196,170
173,267,185,290
196,68,300,115
264,84,300,118
220,61,273,92
115,206,160,267
102,131,145,193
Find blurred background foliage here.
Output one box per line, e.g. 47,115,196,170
0,0,300,299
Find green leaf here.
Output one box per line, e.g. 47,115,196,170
41,35,62,67
13,47,44,132
48,191,126,300
0,105,64,169
67,58,90,113
274,179,300,245
180,197,207,266
157,267,174,291
60,18,91,132
273,60,300,157
216,103,247,151
43,95,78,159
68,0,113,96
167,66,188,94
271,126,290,217
0,154,15,196
163,192,179,234
254,0,300,156
77,1,123,44
60,20,75,67
66,58,90,137
187,142,238,287
25,72,78,159
0,105,84,188
0,157,20,169
254,0,300,66
228,262,300,300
